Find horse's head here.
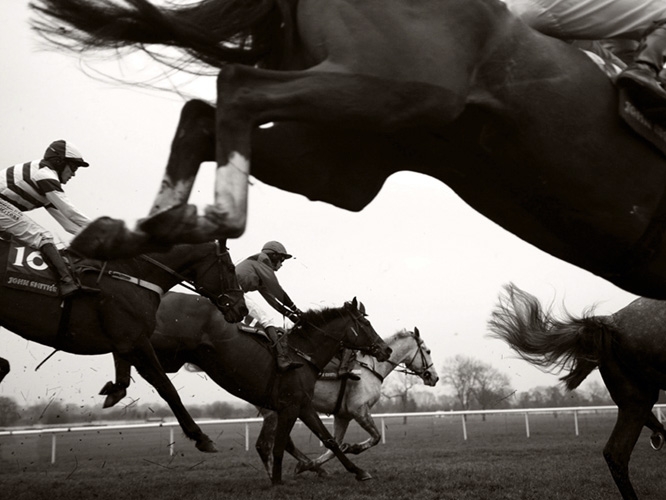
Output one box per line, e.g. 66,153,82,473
341,298,391,362
186,240,247,323
404,327,439,387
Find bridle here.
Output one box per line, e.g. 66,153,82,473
139,241,244,312
392,333,434,379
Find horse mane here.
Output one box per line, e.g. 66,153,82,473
296,304,348,330
30,0,295,73
386,329,414,343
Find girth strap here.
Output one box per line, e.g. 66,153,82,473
105,270,164,295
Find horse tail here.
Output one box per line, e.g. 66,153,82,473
488,283,611,391
30,0,290,70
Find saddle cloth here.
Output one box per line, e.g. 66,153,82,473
3,240,59,296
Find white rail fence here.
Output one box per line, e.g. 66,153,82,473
1,404,664,464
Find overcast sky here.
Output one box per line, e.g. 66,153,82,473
0,4,638,413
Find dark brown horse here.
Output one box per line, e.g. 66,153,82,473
29,0,666,299
0,235,247,452
256,328,439,478
489,284,666,500
149,291,391,484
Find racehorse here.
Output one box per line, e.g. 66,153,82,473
29,0,666,300
148,291,392,484
255,328,439,478
0,235,247,453
488,283,666,500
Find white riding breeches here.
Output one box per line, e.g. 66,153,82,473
0,198,53,248
243,293,278,328
505,0,666,40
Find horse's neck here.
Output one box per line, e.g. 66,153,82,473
294,318,349,367
361,335,413,379
126,244,199,290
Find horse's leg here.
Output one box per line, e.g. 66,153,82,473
603,403,654,500
271,406,300,485
256,408,277,480
645,411,666,450
298,405,372,482
99,353,131,408
0,357,9,383
72,99,219,257
145,63,466,242
340,404,381,455
120,337,216,453
286,435,326,477
304,415,352,471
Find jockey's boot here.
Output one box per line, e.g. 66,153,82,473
40,243,98,297
265,326,303,372
616,19,666,113
338,348,360,381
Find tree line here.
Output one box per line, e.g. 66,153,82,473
1,354,658,427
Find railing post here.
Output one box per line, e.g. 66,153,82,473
574,410,579,436
51,434,57,464
381,417,386,444
245,423,250,451
169,427,174,456
461,415,467,441
524,413,530,438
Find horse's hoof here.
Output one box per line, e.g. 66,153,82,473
102,390,126,408
650,432,664,451
294,461,310,475
196,437,218,453
355,470,373,481
138,204,198,242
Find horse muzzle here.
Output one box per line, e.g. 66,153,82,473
371,343,391,362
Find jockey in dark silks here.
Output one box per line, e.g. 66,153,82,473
0,140,97,297
236,241,305,372
506,0,666,113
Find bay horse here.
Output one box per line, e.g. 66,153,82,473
28,0,666,299
489,283,666,500
255,328,439,478
148,291,392,485
0,234,247,453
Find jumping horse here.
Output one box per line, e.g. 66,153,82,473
146,291,392,484
489,283,666,500
255,327,439,478
0,234,247,452
29,0,666,299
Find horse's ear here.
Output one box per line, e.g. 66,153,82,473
414,327,420,337
359,302,366,315
351,297,358,309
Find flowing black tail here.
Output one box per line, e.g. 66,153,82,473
488,283,612,390
30,0,287,70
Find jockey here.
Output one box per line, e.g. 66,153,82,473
236,241,304,372
505,0,666,112
0,140,95,297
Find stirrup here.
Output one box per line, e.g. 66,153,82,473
277,356,303,372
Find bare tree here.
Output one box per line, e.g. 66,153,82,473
441,355,513,417
473,365,513,413
441,354,483,411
